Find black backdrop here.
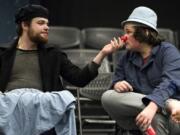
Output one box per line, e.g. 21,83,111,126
1,0,179,43
40,0,180,31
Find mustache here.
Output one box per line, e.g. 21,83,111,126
41,31,48,35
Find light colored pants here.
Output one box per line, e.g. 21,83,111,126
0,88,76,135
101,90,180,135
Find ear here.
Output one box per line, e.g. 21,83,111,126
145,29,149,36
21,21,29,31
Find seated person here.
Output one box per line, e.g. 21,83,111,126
0,4,120,135
101,6,180,135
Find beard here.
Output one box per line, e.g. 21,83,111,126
28,29,48,45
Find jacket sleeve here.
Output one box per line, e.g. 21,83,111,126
59,52,99,87
142,45,180,108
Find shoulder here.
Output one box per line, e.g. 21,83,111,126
155,42,180,59
0,41,14,55
159,42,180,54
159,41,178,50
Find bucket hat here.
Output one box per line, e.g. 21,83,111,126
121,6,158,32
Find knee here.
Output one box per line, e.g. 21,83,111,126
101,90,114,108
101,90,125,112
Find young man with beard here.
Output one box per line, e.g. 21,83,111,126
0,4,120,135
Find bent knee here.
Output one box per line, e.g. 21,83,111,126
101,90,115,108
101,90,114,100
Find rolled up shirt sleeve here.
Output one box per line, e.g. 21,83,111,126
142,80,178,108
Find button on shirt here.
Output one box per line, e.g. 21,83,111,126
112,42,180,108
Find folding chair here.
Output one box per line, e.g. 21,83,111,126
48,26,81,49
158,28,176,45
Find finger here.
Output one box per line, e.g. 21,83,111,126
113,37,118,45
116,85,127,92
172,114,180,122
113,37,120,49
171,109,178,116
141,119,150,130
172,117,179,123
136,114,143,126
138,119,149,131
112,37,122,50
111,40,117,50
118,37,124,47
119,83,131,92
123,81,133,91
114,88,122,93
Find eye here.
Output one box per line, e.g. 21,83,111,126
126,30,134,35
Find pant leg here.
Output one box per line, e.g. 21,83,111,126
101,90,169,135
15,89,76,135
169,118,180,135
101,90,145,130
151,113,169,135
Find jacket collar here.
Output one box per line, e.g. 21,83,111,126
0,37,54,51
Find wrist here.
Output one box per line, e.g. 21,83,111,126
148,101,158,112
99,50,107,57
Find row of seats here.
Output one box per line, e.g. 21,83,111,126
48,26,179,50
48,26,124,50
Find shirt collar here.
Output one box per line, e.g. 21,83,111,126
129,44,161,67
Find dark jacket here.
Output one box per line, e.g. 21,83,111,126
0,39,99,92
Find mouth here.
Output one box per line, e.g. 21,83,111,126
41,32,48,37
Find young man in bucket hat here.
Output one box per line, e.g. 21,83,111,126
0,4,121,135
102,6,180,135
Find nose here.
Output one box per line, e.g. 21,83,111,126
120,35,128,42
44,24,49,31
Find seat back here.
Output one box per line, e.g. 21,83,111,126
64,49,111,73
79,73,112,100
48,26,81,49
81,27,124,49
158,28,176,45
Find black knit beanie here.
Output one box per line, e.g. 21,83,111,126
15,4,49,24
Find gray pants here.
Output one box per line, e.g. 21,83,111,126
101,90,180,135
